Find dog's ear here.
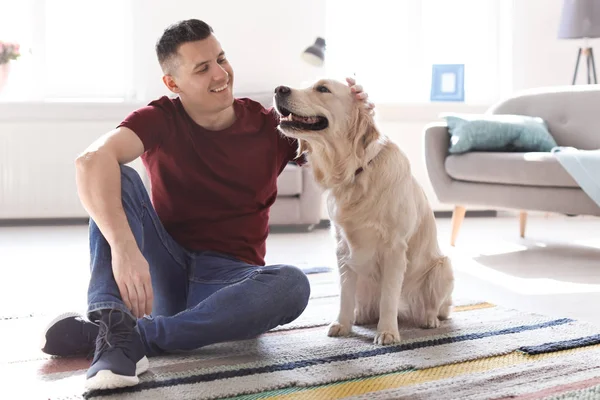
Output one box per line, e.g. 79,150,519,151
350,106,380,160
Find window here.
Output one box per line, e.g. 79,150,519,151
0,0,133,101
0,1,35,101
325,0,511,105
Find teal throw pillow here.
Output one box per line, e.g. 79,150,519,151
441,113,558,154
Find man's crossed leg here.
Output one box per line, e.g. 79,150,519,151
40,166,311,390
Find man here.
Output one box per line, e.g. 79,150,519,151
40,19,372,390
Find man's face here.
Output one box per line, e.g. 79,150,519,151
163,34,234,113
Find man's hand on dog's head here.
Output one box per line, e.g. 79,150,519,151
346,77,375,115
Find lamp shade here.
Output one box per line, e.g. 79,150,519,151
558,0,600,39
302,37,326,66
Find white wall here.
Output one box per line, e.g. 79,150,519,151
145,0,597,100
1,0,596,220
511,0,600,91
129,0,327,101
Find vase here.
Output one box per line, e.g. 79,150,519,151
0,63,11,93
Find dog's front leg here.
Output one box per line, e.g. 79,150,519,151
328,263,357,337
374,245,406,345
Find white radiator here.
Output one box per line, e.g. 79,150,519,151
0,121,144,219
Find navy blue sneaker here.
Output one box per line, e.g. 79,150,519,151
85,309,149,390
40,312,99,357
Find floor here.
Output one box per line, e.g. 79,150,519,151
1,213,600,329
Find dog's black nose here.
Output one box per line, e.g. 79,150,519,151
275,86,291,96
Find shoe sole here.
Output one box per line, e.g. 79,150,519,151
40,311,85,353
85,356,150,390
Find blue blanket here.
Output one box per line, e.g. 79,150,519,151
553,146,600,208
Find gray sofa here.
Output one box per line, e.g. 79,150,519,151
424,85,600,246
271,163,323,228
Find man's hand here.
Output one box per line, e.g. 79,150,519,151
112,245,154,318
346,77,375,115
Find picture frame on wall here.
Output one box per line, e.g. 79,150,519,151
430,64,465,102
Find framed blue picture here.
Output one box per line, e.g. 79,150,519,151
430,64,465,102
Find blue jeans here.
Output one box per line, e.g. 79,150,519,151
86,165,311,357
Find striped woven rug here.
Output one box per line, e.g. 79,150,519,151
4,272,600,400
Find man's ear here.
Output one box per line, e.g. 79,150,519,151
163,75,181,94
351,107,380,159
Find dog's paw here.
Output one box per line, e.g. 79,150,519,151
374,330,401,345
327,321,352,337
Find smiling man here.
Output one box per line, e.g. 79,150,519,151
39,19,372,390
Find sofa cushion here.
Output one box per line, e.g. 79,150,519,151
442,113,558,154
277,163,303,196
445,152,580,188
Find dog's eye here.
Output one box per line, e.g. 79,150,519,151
316,85,330,93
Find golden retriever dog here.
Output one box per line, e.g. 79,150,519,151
273,79,454,345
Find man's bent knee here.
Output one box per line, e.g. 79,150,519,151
119,164,146,191
272,265,311,319
119,165,151,208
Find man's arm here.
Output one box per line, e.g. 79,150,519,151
75,126,144,251
75,126,152,318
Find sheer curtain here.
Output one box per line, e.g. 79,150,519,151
325,0,509,105
0,0,133,101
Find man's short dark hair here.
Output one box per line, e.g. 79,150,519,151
156,19,214,74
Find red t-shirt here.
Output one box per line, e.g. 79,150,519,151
118,96,304,266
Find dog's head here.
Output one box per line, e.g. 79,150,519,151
273,79,379,163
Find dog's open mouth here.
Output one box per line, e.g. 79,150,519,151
277,106,328,131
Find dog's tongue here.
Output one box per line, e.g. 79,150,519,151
291,114,319,124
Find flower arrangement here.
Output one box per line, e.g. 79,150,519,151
0,41,21,65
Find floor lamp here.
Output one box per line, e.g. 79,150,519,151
558,0,600,84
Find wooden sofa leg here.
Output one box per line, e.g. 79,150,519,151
451,206,466,246
519,211,527,238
